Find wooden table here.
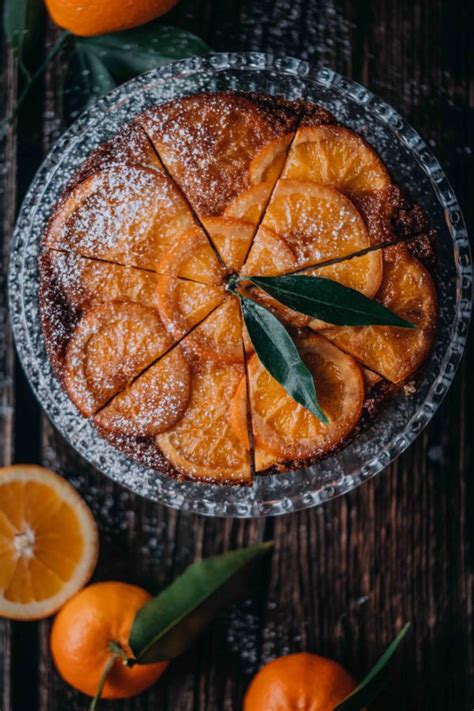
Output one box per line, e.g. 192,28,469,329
1,1,472,709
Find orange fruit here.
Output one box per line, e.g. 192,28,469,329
224,182,273,225
156,227,225,286
182,297,244,364
244,653,358,711
50,581,168,699
0,465,98,620
231,335,364,462
242,227,298,277
261,180,371,270
63,301,172,416
202,217,257,272
322,246,437,383
45,165,196,272
45,0,180,37
249,134,293,185
157,361,251,483
282,125,391,195
94,345,191,437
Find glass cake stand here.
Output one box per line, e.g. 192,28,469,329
9,53,472,517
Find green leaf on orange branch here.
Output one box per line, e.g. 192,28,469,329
76,24,211,84
129,542,273,664
334,623,411,711
239,296,329,424
246,275,415,328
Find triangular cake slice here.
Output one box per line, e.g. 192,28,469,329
40,251,224,415
95,298,251,485
139,93,334,267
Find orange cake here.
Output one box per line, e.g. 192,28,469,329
40,92,438,485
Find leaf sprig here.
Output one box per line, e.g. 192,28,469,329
236,274,414,423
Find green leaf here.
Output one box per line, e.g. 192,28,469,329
334,623,411,711
74,43,117,105
246,275,415,328
240,296,329,423
129,542,273,664
78,24,210,82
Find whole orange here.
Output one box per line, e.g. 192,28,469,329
50,581,168,699
45,0,180,37
244,653,358,711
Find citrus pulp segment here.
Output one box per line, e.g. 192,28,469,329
322,245,438,382
0,465,98,620
181,296,245,364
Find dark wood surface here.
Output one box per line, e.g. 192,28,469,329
1,0,472,709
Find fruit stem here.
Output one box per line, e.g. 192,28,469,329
89,654,117,711
108,640,130,663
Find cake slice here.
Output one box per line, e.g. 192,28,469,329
44,163,218,275
95,311,252,485
320,243,438,383
139,93,333,266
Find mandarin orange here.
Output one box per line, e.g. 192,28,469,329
244,653,358,711
50,581,168,699
45,0,180,37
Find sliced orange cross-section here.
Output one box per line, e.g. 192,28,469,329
231,334,365,465
281,125,391,195
259,179,372,270
202,217,257,272
224,182,273,225
249,134,293,185
322,245,437,383
0,465,98,620
44,164,196,272
157,361,251,484
180,296,244,364
94,345,191,438
63,301,172,416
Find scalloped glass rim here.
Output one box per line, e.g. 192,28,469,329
8,53,472,517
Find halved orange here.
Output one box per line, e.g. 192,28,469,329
249,134,293,185
63,301,172,416
261,179,371,269
156,227,225,286
181,296,244,364
202,217,257,272
157,362,251,483
282,125,391,195
231,335,364,461
0,465,98,620
322,246,437,383
45,165,196,271
224,182,273,225
95,346,191,437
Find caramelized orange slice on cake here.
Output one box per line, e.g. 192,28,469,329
63,301,172,416
249,134,293,185
45,165,196,271
260,180,372,269
157,361,251,484
224,182,273,225
181,297,244,364
140,93,299,218
322,246,437,383
282,125,391,195
202,217,257,272
95,346,191,437
156,227,225,285
242,227,298,277
231,335,364,464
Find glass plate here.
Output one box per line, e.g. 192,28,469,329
9,53,472,517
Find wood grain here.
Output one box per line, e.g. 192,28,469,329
1,1,472,709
